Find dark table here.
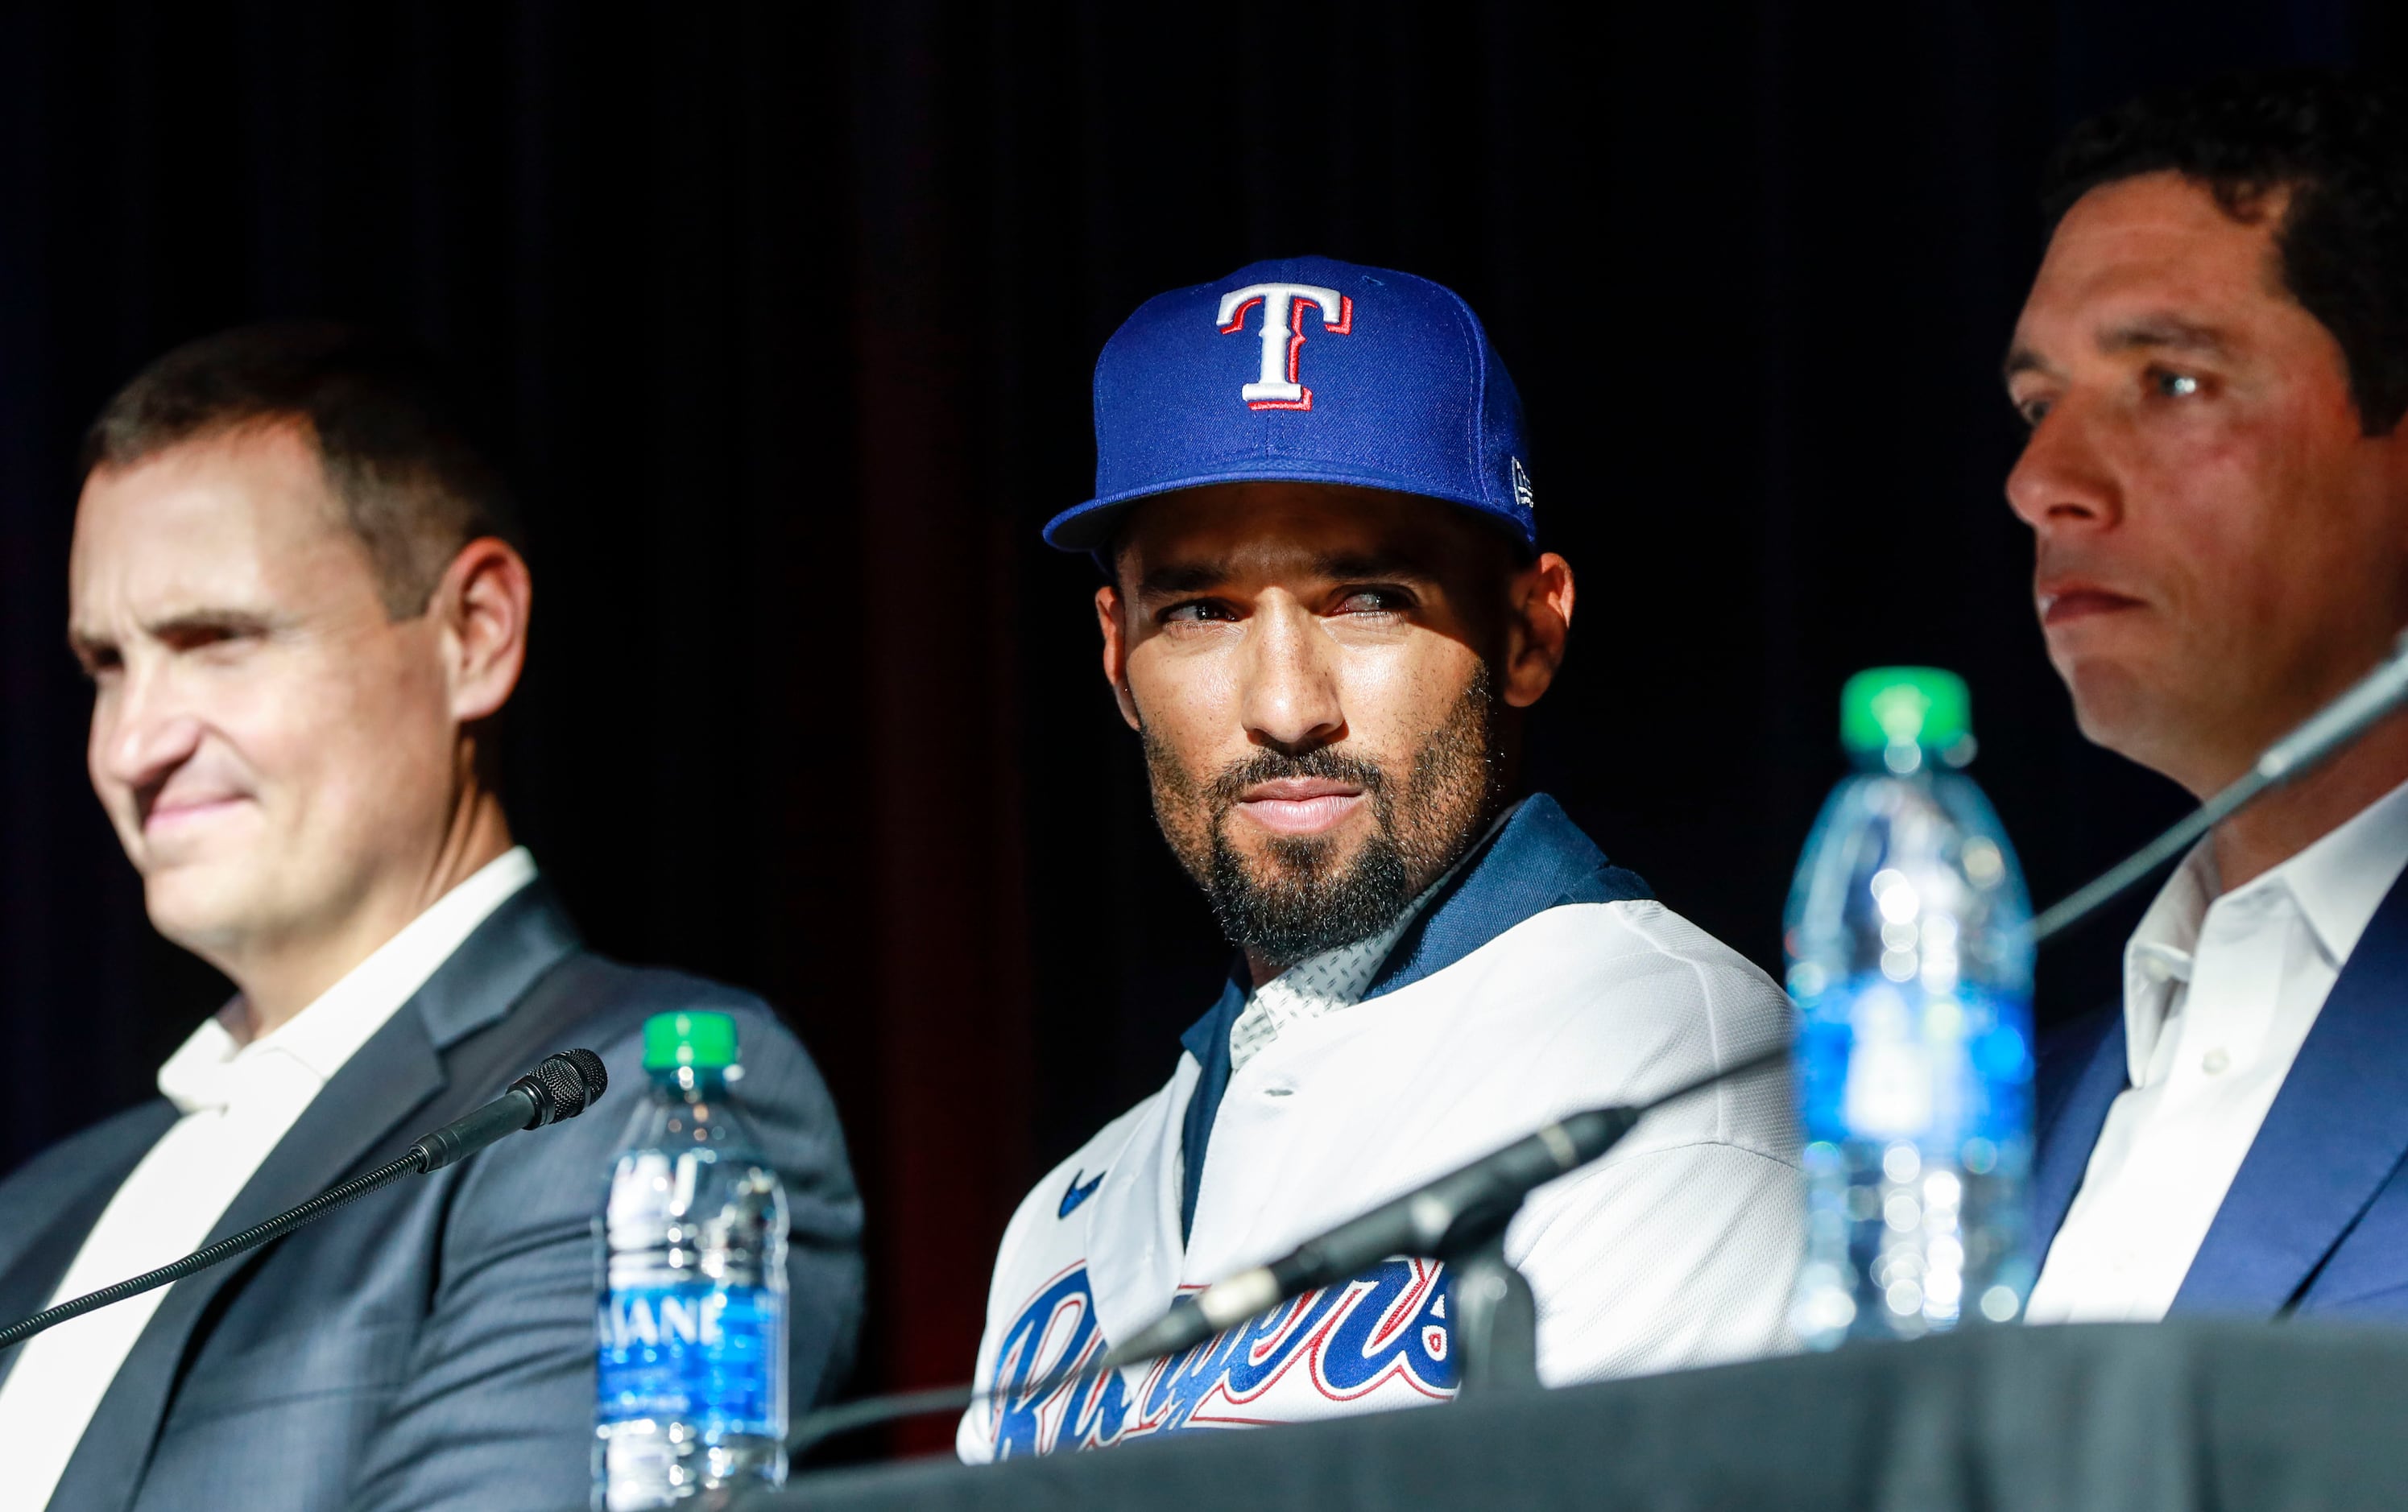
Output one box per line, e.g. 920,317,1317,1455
754,1322,2408,1510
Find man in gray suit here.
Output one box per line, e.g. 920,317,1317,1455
0,326,863,1510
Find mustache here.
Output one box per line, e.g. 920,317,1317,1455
2032,546,2135,589
1205,746,1391,812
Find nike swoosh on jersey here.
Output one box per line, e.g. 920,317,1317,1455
1058,1168,1106,1219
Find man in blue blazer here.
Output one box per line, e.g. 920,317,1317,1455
2004,72,2408,1323
0,326,863,1510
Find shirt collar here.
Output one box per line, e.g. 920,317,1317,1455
2275,774,2408,969
1171,793,1649,1245
1244,809,1507,1009
1224,865,1452,1075
159,847,540,1113
2122,841,2217,1080
2123,776,2408,1080
1177,793,1650,1072
1363,793,1653,1001
1249,907,1418,1011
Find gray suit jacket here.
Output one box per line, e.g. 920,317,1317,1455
0,882,864,1511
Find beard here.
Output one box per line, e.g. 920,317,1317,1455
1141,663,1508,973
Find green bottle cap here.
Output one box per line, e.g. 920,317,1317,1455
643,1010,739,1072
1840,667,1971,754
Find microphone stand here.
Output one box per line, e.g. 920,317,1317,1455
1448,1226,1541,1395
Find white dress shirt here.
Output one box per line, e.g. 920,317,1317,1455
0,847,537,1509
2027,779,2408,1324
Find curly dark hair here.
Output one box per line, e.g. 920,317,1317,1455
2041,68,2408,436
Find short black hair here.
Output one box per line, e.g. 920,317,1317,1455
82,324,525,617
2041,68,2408,435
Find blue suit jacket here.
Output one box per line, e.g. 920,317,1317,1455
2034,865,2408,1318
0,882,865,1511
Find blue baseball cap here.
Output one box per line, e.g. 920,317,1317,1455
1041,255,1537,554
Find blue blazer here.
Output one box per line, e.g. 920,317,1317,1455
2034,865,2408,1318
0,882,865,1512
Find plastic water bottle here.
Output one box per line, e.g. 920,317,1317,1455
597,1011,789,1508
1785,668,2035,1347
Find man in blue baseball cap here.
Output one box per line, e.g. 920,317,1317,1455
959,257,1802,1460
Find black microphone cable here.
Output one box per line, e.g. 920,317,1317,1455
0,1047,607,1355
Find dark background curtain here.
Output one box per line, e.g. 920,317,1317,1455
0,0,2391,1453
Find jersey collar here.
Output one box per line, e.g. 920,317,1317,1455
1173,793,1650,1241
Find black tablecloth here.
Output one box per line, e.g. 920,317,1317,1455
753,1322,2408,1510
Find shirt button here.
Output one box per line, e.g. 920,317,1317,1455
2202,1047,2231,1076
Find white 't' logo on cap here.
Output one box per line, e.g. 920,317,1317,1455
1215,283,1354,411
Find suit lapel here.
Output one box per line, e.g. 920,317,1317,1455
2031,1012,2127,1250
47,1009,449,1512
46,884,581,1512
0,1104,178,1393
2174,867,2408,1316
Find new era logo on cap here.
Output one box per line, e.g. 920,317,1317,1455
1042,254,1536,553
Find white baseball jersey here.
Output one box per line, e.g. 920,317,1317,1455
958,802,1802,1460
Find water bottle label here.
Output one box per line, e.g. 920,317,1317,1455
1795,978,2030,1148
598,1282,784,1436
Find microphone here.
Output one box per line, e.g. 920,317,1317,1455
413,1047,608,1170
785,1040,1789,1456
1103,1042,1777,1371
2030,627,2408,943
0,1048,609,1354
1103,1116,1636,1369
